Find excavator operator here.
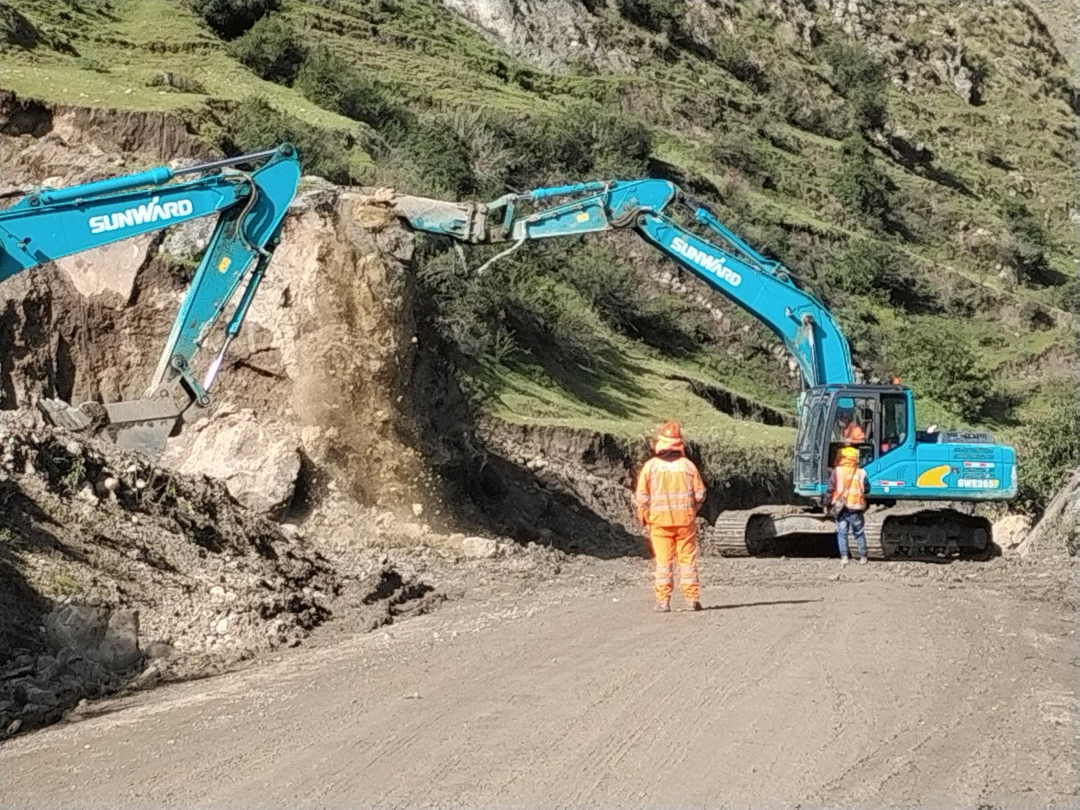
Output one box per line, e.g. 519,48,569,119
836,407,865,443
635,422,706,613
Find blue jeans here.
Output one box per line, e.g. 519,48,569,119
836,509,867,558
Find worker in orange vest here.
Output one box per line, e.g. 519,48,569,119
635,422,707,612
827,446,869,565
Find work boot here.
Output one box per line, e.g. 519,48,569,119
690,601,703,612
655,601,671,613
840,555,850,566
859,556,868,565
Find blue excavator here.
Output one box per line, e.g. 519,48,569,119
394,179,1016,558
0,144,301,455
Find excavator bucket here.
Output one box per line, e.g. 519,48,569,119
38,394,183,457
393,195,488,243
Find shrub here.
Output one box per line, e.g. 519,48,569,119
187,0,279,39
891,319,991,422
448,109,514,199
707,132,773,186
294,44,404,129
830,136,894,230
553,242,700,356
1016,382,1080,513
222,97,352,183
822,39,888,132
617,0,683,35
229,15,307,85
824,238,936,311
509,102,652,186
401,123,476,197
715,37,769,92
999,198,1051,285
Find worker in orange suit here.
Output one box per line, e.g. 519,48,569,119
635,422,706,613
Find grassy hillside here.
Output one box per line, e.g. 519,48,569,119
2,0,1077,509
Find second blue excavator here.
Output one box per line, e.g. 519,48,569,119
395,179,1015,558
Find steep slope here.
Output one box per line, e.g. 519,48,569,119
2,0,1077,510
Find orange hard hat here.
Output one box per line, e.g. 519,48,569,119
657,421,682,440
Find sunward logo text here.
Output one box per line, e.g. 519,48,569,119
88,197,194,234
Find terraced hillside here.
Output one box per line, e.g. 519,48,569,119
2,0,1077,509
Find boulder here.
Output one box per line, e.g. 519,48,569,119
461,536,500,560
45,604,142,673
165,410,301,516
993,514,1031,554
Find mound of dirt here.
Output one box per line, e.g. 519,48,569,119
0,409,438,738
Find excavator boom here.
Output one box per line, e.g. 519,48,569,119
0,145,300,454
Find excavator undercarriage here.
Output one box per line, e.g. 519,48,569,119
711,503,994,560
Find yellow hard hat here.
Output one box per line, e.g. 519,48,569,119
839,446,859,462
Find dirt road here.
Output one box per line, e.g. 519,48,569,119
1,558,1076,807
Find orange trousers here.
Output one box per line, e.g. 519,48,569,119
649,524,699,604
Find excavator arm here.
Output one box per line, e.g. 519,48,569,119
395,179,853,388
0,144,300,454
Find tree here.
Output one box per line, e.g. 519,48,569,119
229,15,307,85
892,319,991,422
188,0,279,39
294,45,404,130
999,198,1051,285
822,40,888,133
830,136,894,231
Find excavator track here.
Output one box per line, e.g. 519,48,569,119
709,503,990,561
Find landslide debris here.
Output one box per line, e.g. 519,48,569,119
0,409,438,739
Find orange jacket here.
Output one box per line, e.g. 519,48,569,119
635,451,706,528
828,463,867,511
839,422,865,442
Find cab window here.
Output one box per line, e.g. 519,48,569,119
880,394,908,455
832,396,875,445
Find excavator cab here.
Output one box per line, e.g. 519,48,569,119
794,384,1016,503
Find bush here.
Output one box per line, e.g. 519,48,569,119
229,15,307,85
415,242,614,374
825,238,935,311
222,97,353,183
401,123,476,197
448,109,514,199
188,0,279,39
1016,383,1080,513
715,37,769,92
617,0,683,35
707,132,773,187
294,44,404,129
830,136,894,230
891,319,991,422
553,242,700,356
509,102,652,187
999,198,1051,285
822,39,888,132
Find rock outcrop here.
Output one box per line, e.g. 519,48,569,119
2,97,429,519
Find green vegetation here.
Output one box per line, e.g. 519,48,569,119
228,15,307,84
3,0,1077,510
187,0,279,39
892,319,991,423
1016,382,1080,513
